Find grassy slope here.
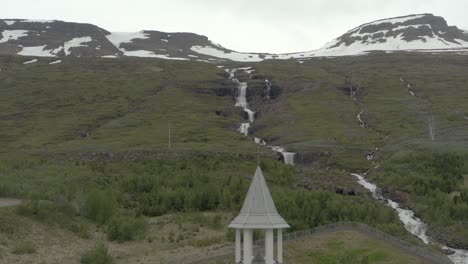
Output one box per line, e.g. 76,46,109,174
0,207,431,264
285,230,430,264
0,53,465,262
251,53,468,247
0,56,257,155
254,53,468,163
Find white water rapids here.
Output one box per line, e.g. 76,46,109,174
225,67,295,165
351,173,468,264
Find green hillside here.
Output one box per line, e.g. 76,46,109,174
0,53,466,263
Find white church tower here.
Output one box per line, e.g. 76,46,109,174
229,167,290,264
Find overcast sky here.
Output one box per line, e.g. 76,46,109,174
2,0,467,53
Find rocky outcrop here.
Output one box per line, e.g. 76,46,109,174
294,151,332,166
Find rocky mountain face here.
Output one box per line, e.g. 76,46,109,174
0,19,119,57
0,19,235,61
1,14,468,62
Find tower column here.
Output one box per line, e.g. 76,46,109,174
243,229,253,264
277,228,283,264
265,228,274,264
235,229,241,263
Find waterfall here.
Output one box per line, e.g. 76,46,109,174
351,173,468,264
400,77,416,97
283,152,295,166
235,82,248,108
225,67,295,166
254,137,267,145
244,108,255,122
238,123,250,136
271,146,295,165
347,82,364,127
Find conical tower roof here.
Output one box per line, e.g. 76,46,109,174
229,167,290,229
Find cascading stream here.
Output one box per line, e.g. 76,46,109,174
225,67,295,165
400,77,416,97
265,79,272,101
357,110,365,128
348,83,365,127
352,173,468,264
346,77,468,263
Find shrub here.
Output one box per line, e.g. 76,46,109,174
70,222,91,239
188,236,224,247
84,189,116,224
107,216,147,242
80,243,113,264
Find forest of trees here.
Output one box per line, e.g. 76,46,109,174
375,151,468,246
2,151,465,245
0,155,398,236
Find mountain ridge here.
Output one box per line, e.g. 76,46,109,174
1,14,467,62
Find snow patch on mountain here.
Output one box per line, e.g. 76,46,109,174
64,36,93,55
49,60,62,64
191,45,264,62
106,32,150,50
23,19,55,23
105,32,185,58
0,30,29,43
122,50,155,57
315,35,468,57
23,59,38,64
17,45,57,57
123,50,189,60
3,20,17,26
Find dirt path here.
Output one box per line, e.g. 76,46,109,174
0,198,22,207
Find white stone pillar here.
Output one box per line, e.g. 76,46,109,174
235,229,241,263
243,229,253,264
265,228,274,264
277,229,283,264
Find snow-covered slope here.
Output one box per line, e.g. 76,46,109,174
311,13,468,56
186,14,468,60
1,14,467,62
0,19,231,61
0,19,119,57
